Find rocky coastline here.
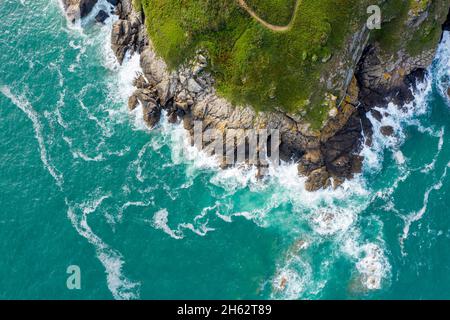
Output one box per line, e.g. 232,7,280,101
62,0,450,191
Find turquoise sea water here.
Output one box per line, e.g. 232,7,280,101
2,0,450,300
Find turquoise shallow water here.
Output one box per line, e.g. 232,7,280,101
2,0,450,300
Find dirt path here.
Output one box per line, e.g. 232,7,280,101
237,0,301,32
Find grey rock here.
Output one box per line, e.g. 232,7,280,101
62,0,98,23
380,126,394,137
128,94,138,111
187,79,203,94
111,19,134,63
142,100,161,128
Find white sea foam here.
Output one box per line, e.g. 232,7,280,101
178,222,215,237
342,237,391,291
310,207,356,236
72,150,106,162
161,115,219,171
151,208,216,239
272,259,311,300
393,150,406,166
363,78,432,173
49,62,65,87
0,86,64,187
62,132,129,162
270,238,333,299
115,53,142,100
150,104,389,297
355,243,390,290
51,2,143,299
374,169,411,201
421,126,445,173
401,163,449,252
364,31,450,255
132,141,152,182
54,90,69,129
67,194,141,300
68,44,86,73
118,200,154,222
152,209,184,240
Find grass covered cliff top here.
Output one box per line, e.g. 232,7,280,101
137,0,446,129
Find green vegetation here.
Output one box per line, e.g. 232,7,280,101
406,0,444,56
132,0,143,11
244,0,298,26
373,0,443,56
140,0,444,129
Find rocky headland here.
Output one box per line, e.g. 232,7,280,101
62,0,450,191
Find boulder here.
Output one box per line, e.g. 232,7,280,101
95,10,109,24
298,150,323,175
182,114,194,131
380,125,394,137
370,109,383,122
142,100,161,128
62,0,98,23
305,167,330,192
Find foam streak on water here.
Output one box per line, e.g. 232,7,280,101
0,86,64,187
66,194,141,300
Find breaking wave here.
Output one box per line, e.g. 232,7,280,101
7,0,450,300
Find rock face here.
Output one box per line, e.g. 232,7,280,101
110,0,148,64
357,1,450,110
62,0,98,23
109,1,450,191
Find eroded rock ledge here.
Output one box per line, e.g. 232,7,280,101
62,0,450,191
61,0,97,23
128,41,366,190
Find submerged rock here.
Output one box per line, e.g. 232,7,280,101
370,109,383,122
167,112,178,124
